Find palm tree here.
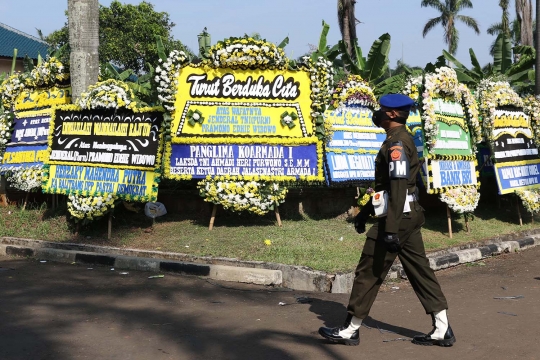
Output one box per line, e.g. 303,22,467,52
421,0,480,55
68,0,99,100
337,0,358,60
487,0,511,37
515,0,533,47
487,0,516,55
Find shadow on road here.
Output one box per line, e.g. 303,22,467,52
307,298,423,339
0,258,350,360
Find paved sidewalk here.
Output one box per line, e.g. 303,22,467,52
1,246,540,360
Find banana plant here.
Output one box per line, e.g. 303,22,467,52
506,45,535,93
340,33,391,86
101,63,157,106
23,55,35,73
492,33,513,75
197,28,211,60
374,66,424,97
311,20,341,62
155,35,168,62
287,20,340,70
442,33,536,92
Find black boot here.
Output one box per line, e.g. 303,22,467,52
412,310,456,347
318,314,361,346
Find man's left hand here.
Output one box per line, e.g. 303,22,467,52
383,233,400,253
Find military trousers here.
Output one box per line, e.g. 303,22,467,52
347,201,448,319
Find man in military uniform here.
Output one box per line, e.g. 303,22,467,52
318,94,455,347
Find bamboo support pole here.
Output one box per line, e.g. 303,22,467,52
275,206,282,227
447,205,453,239
21,193,29,211
107,211,113,240
516,197,523,226
209,204,218,230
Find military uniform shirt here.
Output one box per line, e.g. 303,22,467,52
373,125,419,234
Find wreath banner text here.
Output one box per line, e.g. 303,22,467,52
169,143,319,179
172,66,313,138
49,109,163,170
494,160,540,194
43,164,157,200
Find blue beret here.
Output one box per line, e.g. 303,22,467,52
379,94,414,110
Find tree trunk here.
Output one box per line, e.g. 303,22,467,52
516,0,534,46
338,0,357,61
68,0,99,101
534,0,540,96
343,7,352,58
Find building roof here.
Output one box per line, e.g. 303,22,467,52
0,22,49,59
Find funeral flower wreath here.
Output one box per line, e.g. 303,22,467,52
197,175,288,216
0,110,13,151
411,67,481,153
326,74,379,152
67,193,119,224
299,55,335,142
515,189,540,214
403,67,482,214
5,165,43,192
156,37,334,142
157,36,333,215
42,79,165,222
522,95,540,148
478,83,540,215
330,75,377,111
476,79,524,144
439,186,480,214
0,57,70,110
0,58,70,193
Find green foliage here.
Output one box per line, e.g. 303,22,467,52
442,34,536,93
22,55,35,73
507,45,536,93
374,68,424,97
197,28,211,60
45,1,192,75
277,36,289,49
493,34,512,74
340,33,391,85
423,55,447,74
310,20,341,63
99,61,157,106
155,35,168,63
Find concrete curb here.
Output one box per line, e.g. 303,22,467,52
0,243,282,287
331,234,540,293
0,237,326,290
2,232,540,293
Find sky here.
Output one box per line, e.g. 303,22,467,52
0,0,536,69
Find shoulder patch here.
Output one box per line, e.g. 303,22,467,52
388,141,409,179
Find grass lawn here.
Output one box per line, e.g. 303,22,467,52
1,190,537,273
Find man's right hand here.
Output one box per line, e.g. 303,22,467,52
354,213,368,234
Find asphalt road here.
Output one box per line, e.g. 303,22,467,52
1,246,539,360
